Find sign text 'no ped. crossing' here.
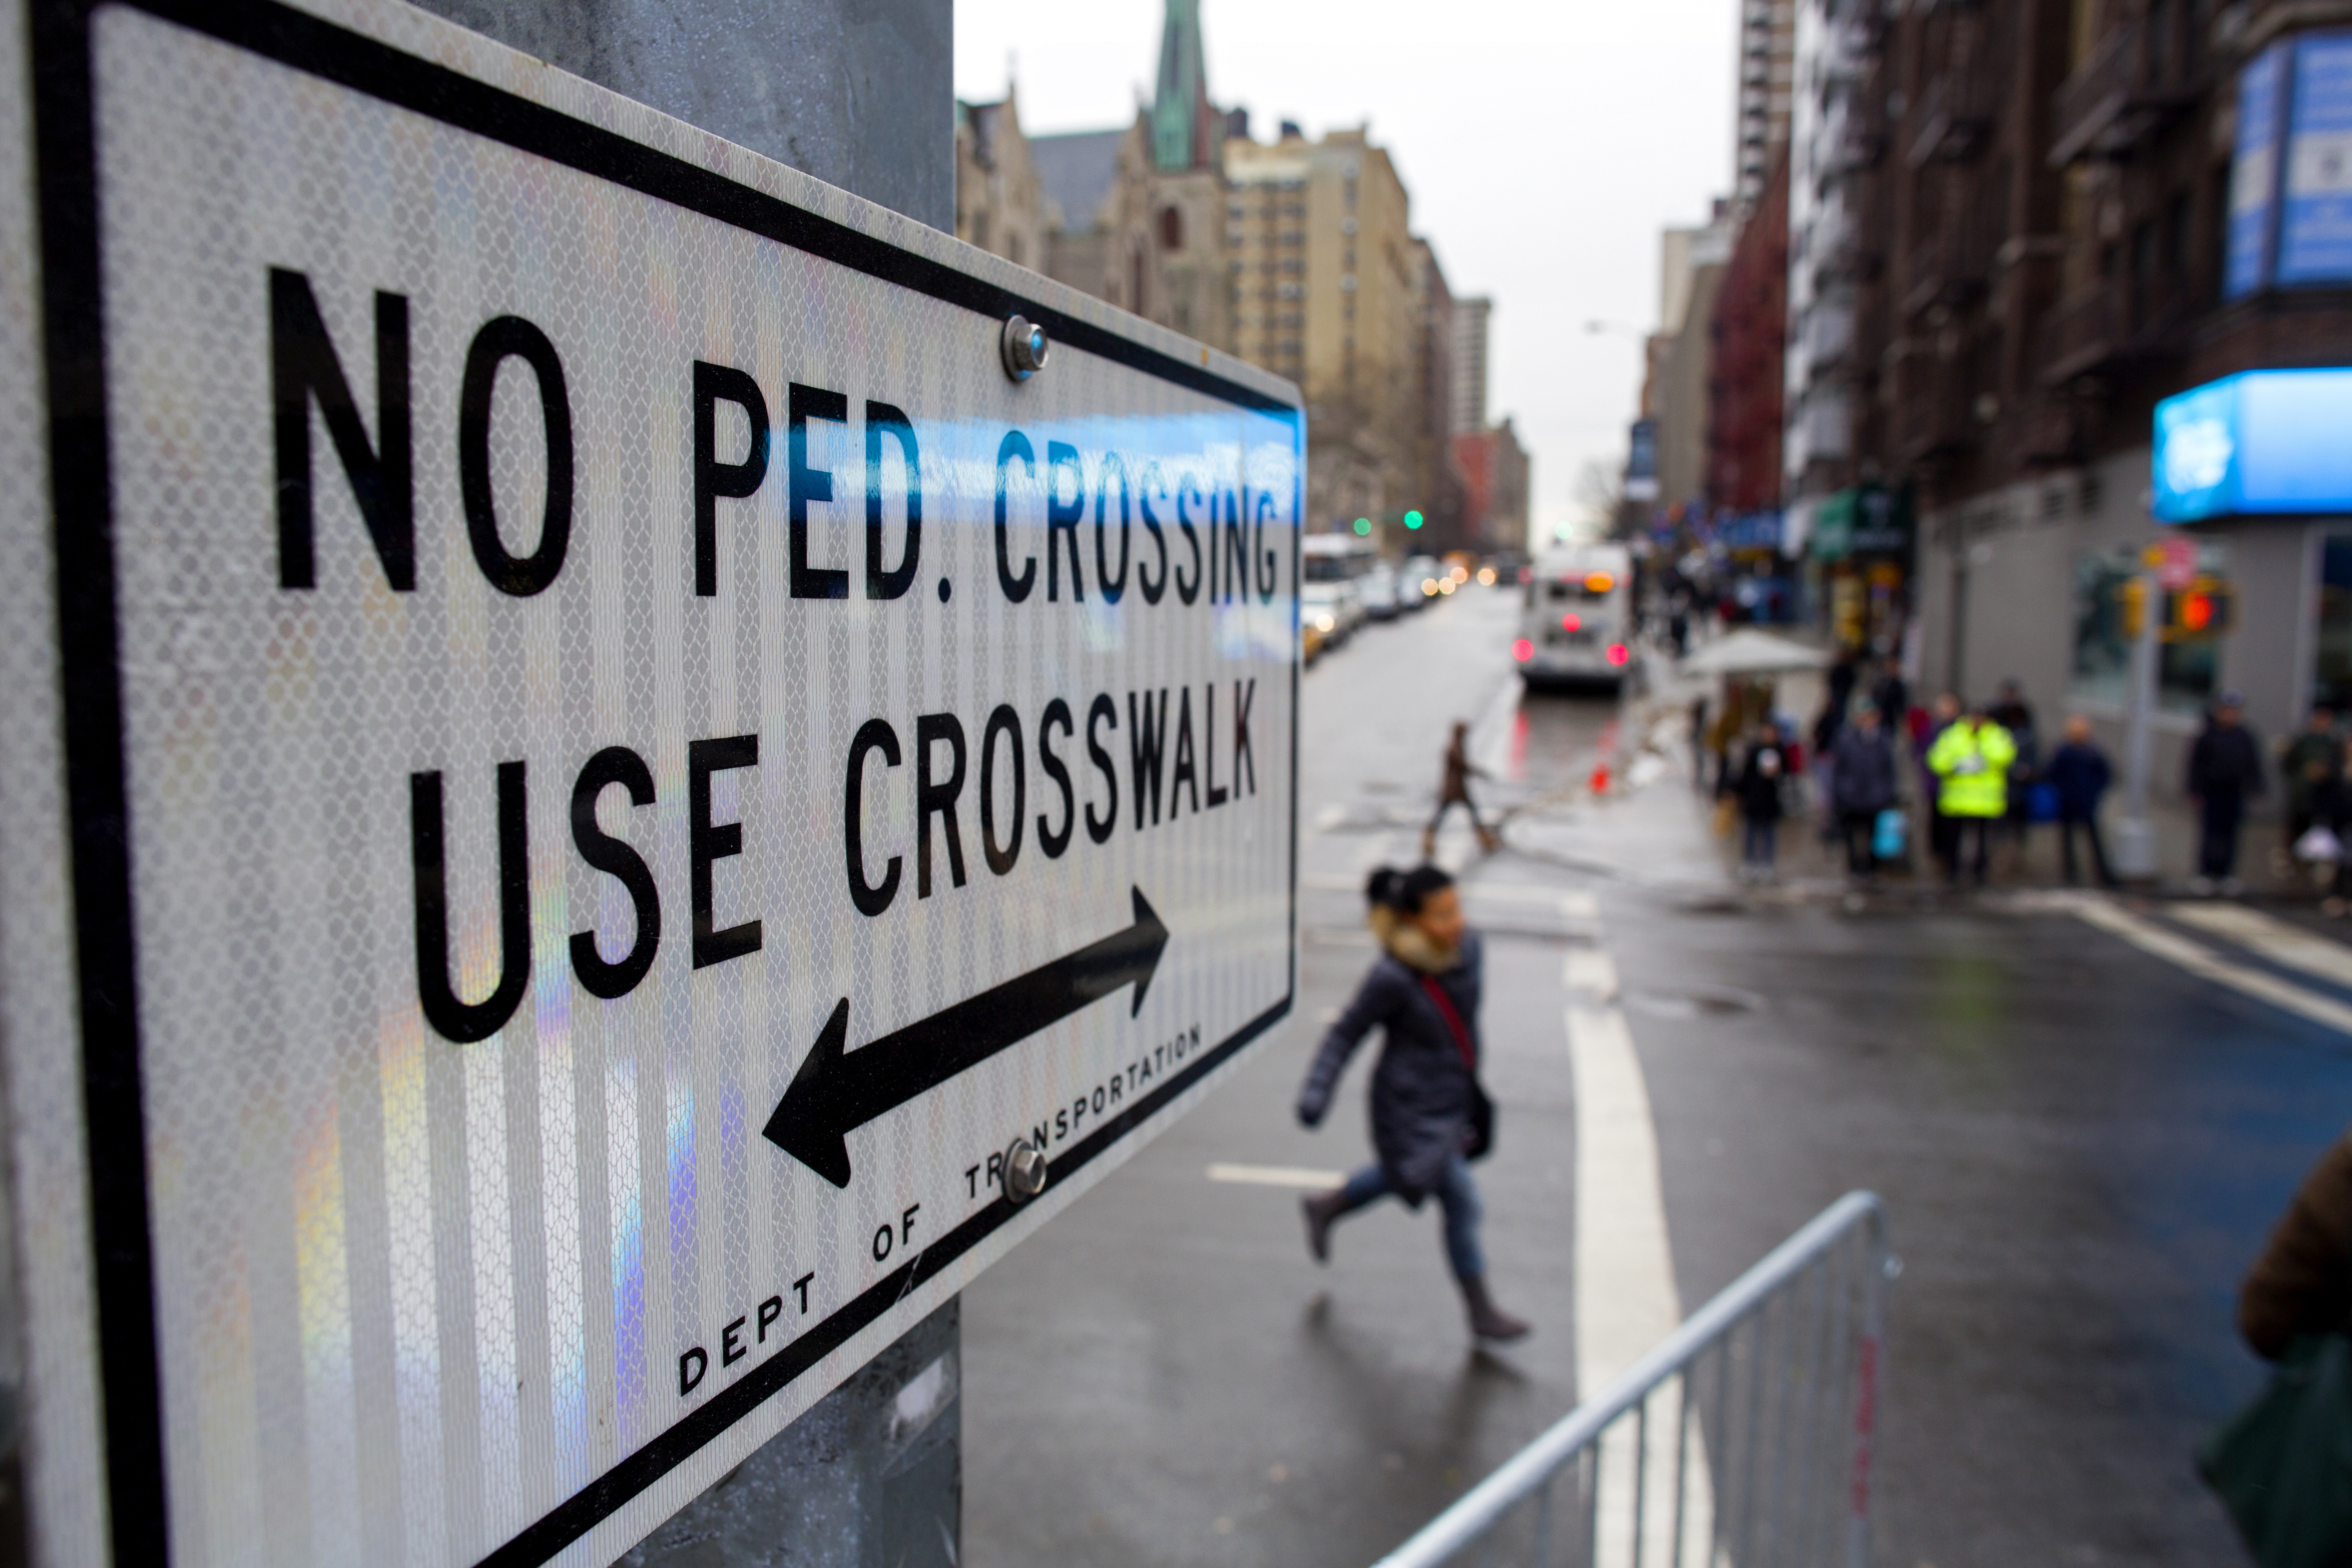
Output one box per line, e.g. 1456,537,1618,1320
4,0,1300,1561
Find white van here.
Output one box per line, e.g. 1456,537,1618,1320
1301,533,1378,639
1516,543,1637,688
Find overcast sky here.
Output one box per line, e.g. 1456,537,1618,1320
953,0,1738,545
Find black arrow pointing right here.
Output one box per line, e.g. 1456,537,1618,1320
762,887,1171,1187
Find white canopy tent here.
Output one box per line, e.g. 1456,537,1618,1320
1677,629,1834,678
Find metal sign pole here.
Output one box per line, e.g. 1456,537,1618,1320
2115,564,2163,880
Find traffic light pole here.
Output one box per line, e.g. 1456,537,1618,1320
2114,563,2162,880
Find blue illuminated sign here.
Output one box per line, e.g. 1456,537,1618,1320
2281,36,2352,283
2152,368,2352,522
2229,45,2286,299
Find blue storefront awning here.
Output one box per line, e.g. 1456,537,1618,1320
2154,368,2352,523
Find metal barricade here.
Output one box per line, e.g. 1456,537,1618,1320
1370,1191,1896,1568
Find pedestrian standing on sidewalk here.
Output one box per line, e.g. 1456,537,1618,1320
2280,706,2341,869
1296,865,1529,1343
2187,691,2265,895
1734,725,1788,883
1811,698,1847,851
1831,699,1898,880
1919,692,1964,880
1926,702,2017,886
2046,715,2117,887
2309,743,2352,915
1871,660,1910,737
1423,720,1499,857
1989,679,2041,868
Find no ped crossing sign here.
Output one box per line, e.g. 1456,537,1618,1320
0,0,1300,1561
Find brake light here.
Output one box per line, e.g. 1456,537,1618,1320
1606,643,1630,667
1561,613,1581,632
1512,638,1534,662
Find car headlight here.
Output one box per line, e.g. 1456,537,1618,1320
1314,612,1336,633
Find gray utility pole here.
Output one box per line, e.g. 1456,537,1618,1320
397,2,959,1563
2115,563,2162,880
412,0,953,230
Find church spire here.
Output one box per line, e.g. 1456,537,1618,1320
1150,0,1213,171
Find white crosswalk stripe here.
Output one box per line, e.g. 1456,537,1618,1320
2073,900,2352,1036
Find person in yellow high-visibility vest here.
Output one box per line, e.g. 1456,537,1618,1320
1926,705,2018,886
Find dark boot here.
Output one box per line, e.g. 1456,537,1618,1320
1459,1275,1530,1342
1301,1189,1347,1264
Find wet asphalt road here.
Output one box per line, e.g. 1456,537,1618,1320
960,587,2348,1568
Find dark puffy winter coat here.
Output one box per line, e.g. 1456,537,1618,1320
1830,725,1897,814
1297,918,1483,1203
1734,745,1786,824
2187,722,2264,802
2045,740,2111,822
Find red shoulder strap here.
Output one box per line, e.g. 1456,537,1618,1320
1419,975,1477,1073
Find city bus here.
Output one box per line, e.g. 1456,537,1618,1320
1515,542,1637,689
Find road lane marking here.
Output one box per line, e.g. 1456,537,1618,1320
2074,900,2352,1036
1564,947,1619,1001
2167,902,2352,992
1567,940,1714,1562
1205,1163,1344,1189
1558,890,1600,920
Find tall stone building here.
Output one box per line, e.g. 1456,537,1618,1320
953,90,1045,272
1031,123,1166,319
1228,123,1432,531
1646,206,1738,515
1735,0,1799,212
1145,0,1233,348
1450,296,1492,434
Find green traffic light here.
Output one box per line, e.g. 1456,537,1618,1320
1352,517,1371,536
1404,510,1424,529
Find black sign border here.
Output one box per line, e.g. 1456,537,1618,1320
25,0,1303,1561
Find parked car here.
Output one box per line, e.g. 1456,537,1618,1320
1301,581,1356,646
1401,555,1444,608
1361,561,1403,621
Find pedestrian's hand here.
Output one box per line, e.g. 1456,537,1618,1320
1295,1087,1328,1128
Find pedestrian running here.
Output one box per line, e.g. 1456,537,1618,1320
1295,864,1529,1343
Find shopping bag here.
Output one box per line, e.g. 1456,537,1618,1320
1872,806,1908,861
2197,1332,2352,1568
1711,797,1737,837
2026,781,2061,823
2296,825,2345,865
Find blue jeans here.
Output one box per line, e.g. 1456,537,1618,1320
1335,1154,1486,1281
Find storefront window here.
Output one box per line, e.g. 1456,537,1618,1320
2071,543,2227,715
2312,534,2352,710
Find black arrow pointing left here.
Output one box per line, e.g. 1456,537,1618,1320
762,887,1171,1187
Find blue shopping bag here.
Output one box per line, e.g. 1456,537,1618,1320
1872,807,1907,861
2025,780,2061,823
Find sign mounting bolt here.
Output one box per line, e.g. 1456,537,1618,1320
1003,1138,1049,1203
1001,315,1049,381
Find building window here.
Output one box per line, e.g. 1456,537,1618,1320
1160,206,1184,252
2072,542,2224,713
2318,535,2352,710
